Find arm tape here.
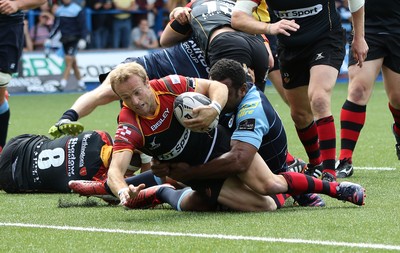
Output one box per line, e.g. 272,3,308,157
210,101,222,115
232,0,258,15
348,0,364,13
140,153,152,164
0,72,12,87
118,187,129,197
169,19,192,35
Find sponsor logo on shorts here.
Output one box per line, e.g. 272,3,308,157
79,167,87,176
315,52,325,61
282,72,290,84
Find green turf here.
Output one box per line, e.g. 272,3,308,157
2,83,400,252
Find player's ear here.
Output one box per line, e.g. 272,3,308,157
239,83,247,95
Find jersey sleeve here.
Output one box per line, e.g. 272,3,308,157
231,95,270,150
153,75,195,94
113,107,144,154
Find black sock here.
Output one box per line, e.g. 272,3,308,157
0,109,10,148
60,109,79,121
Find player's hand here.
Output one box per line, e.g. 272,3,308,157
351,36,368,67
0,0,19,15
171,7,191,25
77,39,87,50
118,183,145,206
48,119,84,138
151,160,171,178
168,162,192,181
269,19,299,36
184,105,219,132
44,39,52,48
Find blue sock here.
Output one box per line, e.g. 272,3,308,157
124,170,158,187
156,187,192,211
0,100,9,114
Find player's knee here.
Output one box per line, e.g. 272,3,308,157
0,72,12,87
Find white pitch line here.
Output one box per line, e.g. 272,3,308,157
355,167,396,171
1,222,400,251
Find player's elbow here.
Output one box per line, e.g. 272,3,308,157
231,12,240,30
160,36,175,48
228,152,253,174
231,11,246,32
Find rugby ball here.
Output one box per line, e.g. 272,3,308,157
173,92,219,132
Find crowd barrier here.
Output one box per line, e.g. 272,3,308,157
26,8,166,37
8,49,153,93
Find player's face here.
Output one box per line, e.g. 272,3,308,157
219,78,244,113
115,75,156,116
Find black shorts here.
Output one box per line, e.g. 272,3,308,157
182,125,231,205
61,36,80,56
208,31,269,91
266,34,280,72
0,134,32,193
349,33,400,73
278,29,346,89
0,22,24,73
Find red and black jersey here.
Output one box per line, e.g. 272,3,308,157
0,131,112,193
113,75,221,165
253,0,342,46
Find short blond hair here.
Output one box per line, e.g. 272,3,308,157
109,62,149,94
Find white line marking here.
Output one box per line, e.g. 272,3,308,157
355,167,396,171
1,222,400,251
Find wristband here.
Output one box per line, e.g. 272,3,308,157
209,101,222,115
169,19,192,35
266,24,272,35
118,187,129,197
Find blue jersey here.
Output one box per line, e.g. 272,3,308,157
122,39,209,79
49,2,87,40
220,84,288,173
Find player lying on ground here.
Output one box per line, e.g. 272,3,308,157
70,61,366,212
47,40,307,174
0,130,153,194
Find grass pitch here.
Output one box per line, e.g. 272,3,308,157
1,83,400,252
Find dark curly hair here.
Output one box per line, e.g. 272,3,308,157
209,59,246,90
